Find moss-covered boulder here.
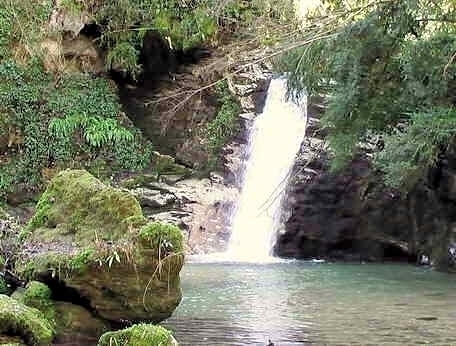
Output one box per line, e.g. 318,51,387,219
15,282,55,327
17,169,184,324
0,294,55,345
98,324,178,346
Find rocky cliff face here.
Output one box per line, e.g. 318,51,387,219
275,96,456,270
121,61,272,254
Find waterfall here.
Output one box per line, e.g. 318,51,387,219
225,78,307,262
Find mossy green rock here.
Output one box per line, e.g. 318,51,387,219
0,294,55,345
16,282,55,327
26,169,145,241
17,169,184,324
98,324,178,346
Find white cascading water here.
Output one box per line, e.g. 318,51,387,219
225,78,307,262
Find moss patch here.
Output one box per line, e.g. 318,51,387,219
26,169,145,242
0,294,55,346
18,282,56,327
139,222,184,254
97,324,176,346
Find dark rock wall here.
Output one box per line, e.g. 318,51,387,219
275,96,456,269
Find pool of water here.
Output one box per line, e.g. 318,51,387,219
162,261,456,345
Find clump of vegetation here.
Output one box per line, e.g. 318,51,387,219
0,59,153,201
139,222,184,255
18,281,56,328
97,324,176,346
280,0,456,191
204,81,241,166
81,0,295,75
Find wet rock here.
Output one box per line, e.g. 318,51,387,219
131,188,177,209
121,173,238,254
53,302,108,345
97,324,178,346
229,63,272,114
16,169,184,324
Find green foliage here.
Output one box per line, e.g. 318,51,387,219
81,0,294,74
108,133,154,171
139,222,184,254
0,0,53,59
47,75,133,148
68,248,95,272
0,277,8,295
20,281,56,327
376,108,456,189
106,42,141,78
205,81,240,164
87,0,218,73
60,0,83,14
0,60,151,200
280,0,456,190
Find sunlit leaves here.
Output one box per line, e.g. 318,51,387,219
376,108,456,190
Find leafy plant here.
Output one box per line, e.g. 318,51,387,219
279,0,456,190
0,60,151,200
376,108,456,190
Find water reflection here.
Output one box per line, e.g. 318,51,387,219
163,262,456,345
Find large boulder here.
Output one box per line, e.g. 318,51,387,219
0,294,55,346
16,169,184,324
98,324,178,346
